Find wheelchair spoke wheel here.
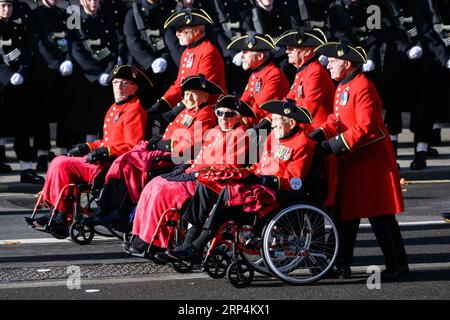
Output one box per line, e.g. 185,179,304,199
226,261,254,288
204,250,231,279
70,220,95,245
238,225,270,276
262,203,339,285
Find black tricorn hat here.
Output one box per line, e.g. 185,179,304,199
275,28,327,47
108,65,153,88
315,41,367,63
261,99,312,124
227,33,275,51
164,8,213,29
215,95,256,118
181,74,224,95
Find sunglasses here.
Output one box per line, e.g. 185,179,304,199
215,110,237,118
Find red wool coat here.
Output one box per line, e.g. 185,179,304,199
42,96,147,213
286,59,335,128
319,71,404,220
162,38,226,107
132,124,250,248
86,96,147,157
105,105,216,202
240,62,289,127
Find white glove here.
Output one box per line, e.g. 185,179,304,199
433,23,443,34
151,57,168,74
318,55,328,67
10,73,24,86
406,45,423,60
446,58,450,69
98,73,110,86
59,60,73,77
232,51,243,67
362,59,376,72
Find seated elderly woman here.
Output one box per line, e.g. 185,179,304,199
25,65,150,238
124,95,256,257
154,99,335,263
87,74,223,227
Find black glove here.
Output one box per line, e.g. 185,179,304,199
146,135,162,151
309,129,326,142
318,140,333,155
160,101,186,124
240,171,263,185
86,147,109,164
163,172,196,182
156,139,172,152
67,143,91,157
147,99,171,117
169,163,191,176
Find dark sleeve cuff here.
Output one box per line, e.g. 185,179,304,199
157,139,172,152
328,134,350,155
309,128,326,142
261,175,280,190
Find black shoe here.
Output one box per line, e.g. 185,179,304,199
427,146,439,157
410,151,427,170
165,243,195,261
153,252,178,264
323,265,352,279
36,155,48,173
0,162,12,173
20,169,45,184
125,237,149,257
381,265,410,280
25,213,51,230
441,212,450,222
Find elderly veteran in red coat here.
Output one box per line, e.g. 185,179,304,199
309,42,408,280
125,95,256,258
146,8,226,124
275,28,335,128
87,75,223,226
154,99,336,264
227,33,290,129
25,65,150,238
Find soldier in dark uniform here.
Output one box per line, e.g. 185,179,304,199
242,0,300,83
99,0,130,64
70,0,118,143
31,0,74,172
383,0,449,170
123,0,177,108
210,0,253,93
297,0,332,29
0,0,44,183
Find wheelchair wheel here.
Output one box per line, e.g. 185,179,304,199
204,250,231,279
70,219,95,245
238,224,271,276
261,203,339,285
226,261,254,288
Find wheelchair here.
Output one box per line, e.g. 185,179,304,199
170,147,340,288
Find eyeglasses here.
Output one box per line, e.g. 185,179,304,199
215,110,237,118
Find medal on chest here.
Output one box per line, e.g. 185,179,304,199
113,113,120,123
255,78,262,93
297,84,303,98
274,144,292,161
340,87,350,106
186,54,194,69
181,113,194,127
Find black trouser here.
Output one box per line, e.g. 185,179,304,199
336,214,408,270
96,177,134,225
